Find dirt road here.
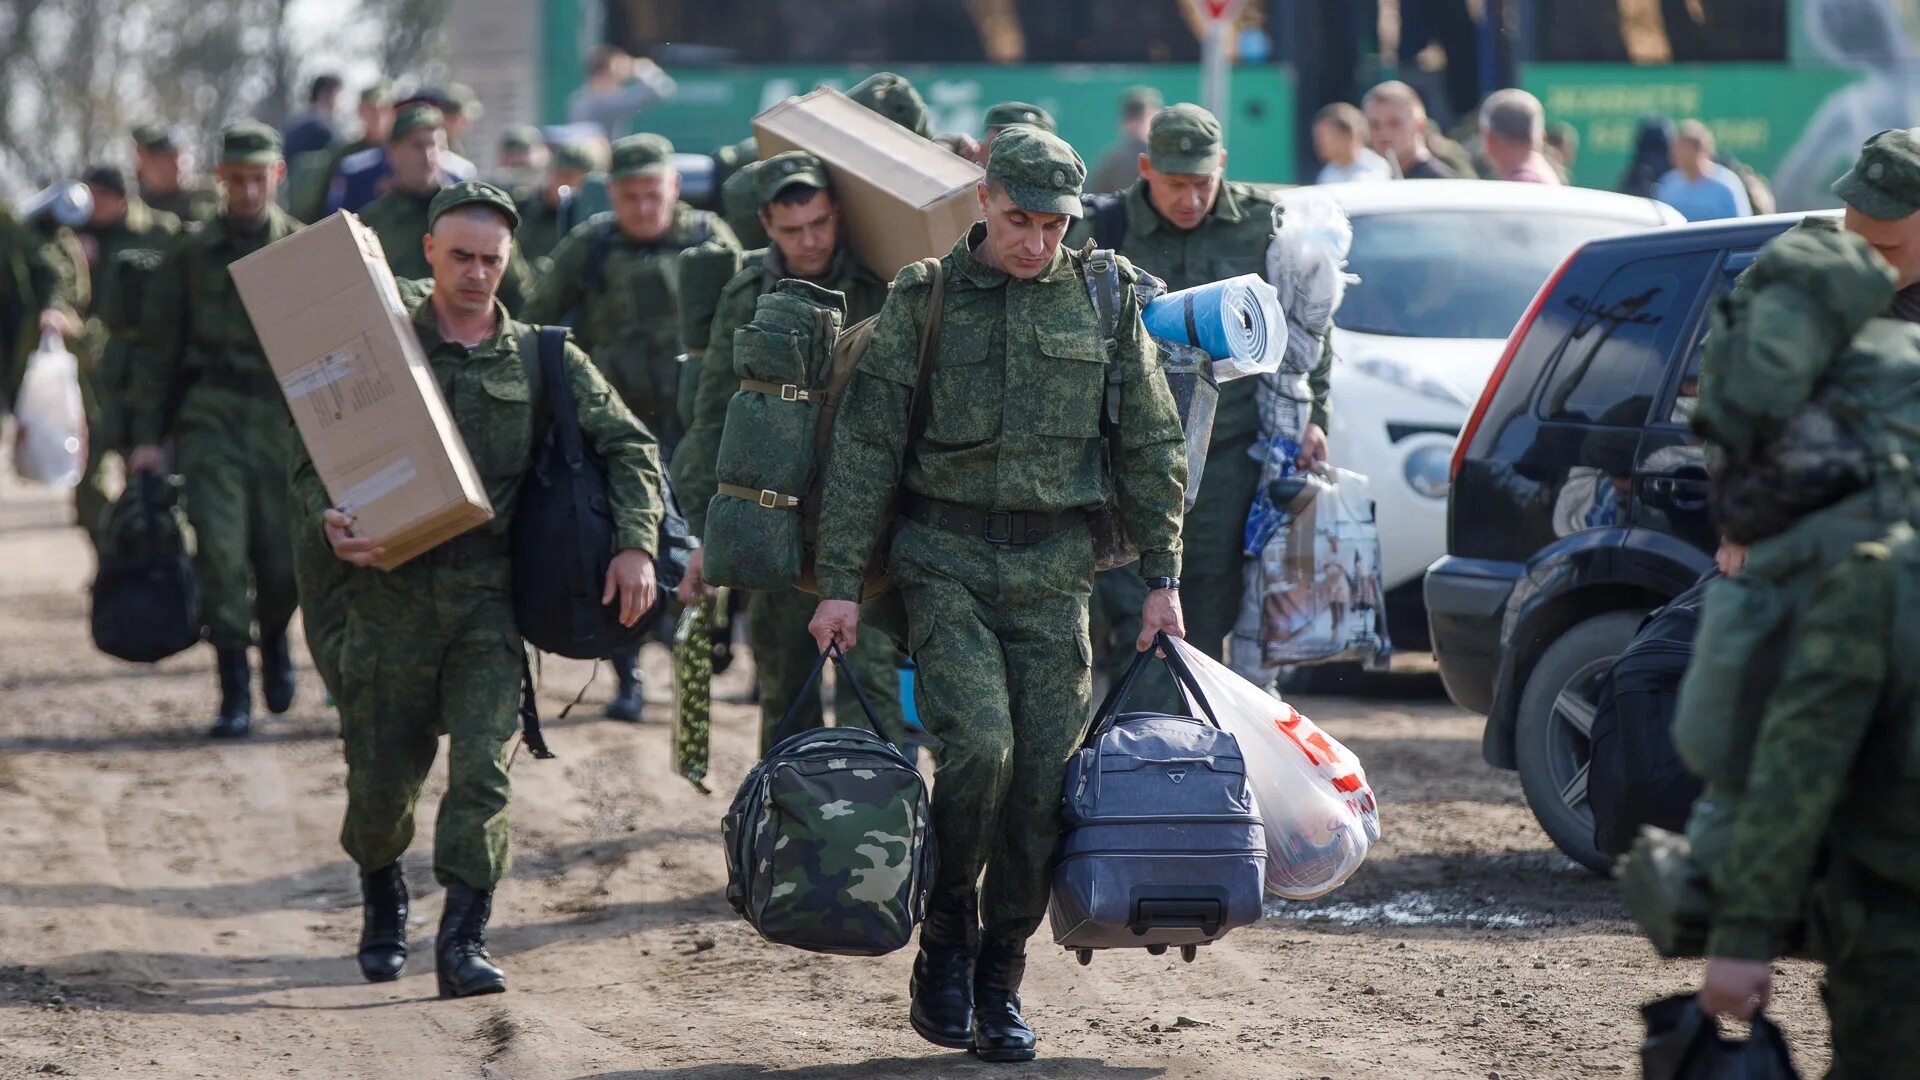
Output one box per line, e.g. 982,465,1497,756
0,476,1829,1079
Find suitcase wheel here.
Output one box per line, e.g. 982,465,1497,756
1076,949,1092,967
1147,944,1168,956
1181,945,1198,963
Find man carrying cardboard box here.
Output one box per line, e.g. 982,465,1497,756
523,132,739,723
127,122,304,740
295,181,665,998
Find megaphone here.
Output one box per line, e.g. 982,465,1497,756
21,182,94,228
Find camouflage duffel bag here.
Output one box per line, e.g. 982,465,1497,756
722,644,934,956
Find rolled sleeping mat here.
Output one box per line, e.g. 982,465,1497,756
1142,274,1285,382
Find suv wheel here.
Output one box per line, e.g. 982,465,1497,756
1514,610,1643,874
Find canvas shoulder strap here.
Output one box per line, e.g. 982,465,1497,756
904,256,946,444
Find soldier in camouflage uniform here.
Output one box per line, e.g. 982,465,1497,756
1067,103,1334,708
847,72,934,139
130,124,220,225
127,123,303,739
523,133,741,722
810,128,1188,1062
671,151,906,752
294,181,664,997
515,142,596,271
72,165,181,549
0,200,86,413
979,101,1056,164
359,105,536,315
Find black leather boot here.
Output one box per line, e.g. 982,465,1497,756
603,647,642,722
972,934,1036,1062
259,632,296,715
909,891,979,1049
357,863,408,982
436,882,506,998
207,648,253,739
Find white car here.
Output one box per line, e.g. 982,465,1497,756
1274,180,1683,646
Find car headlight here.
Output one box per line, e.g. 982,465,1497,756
1404,444,1452,499
1353,355,1474,408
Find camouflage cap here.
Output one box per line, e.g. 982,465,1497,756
1148,103,1224,175
359,80,395,108
847,72,932,139
132,123,181,152
499,123,544,154
986,126,1085,218
390,103,445,143
446,82,483,121
220,122,283,165
984,101,1057,135
753,150,831,206
551,141,598,174
610,133,674,179
1121,85,1164,112
426,179,520,232
1833,128,1920,221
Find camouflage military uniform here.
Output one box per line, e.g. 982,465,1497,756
291,274,664,891
1066,105,1332,703
520,135,741,446
675,205,904,751
139,182,220,227
817,170,1187,939
358,188,537,314
130,186,303,662
1,209,86,409
74,191,180,544
1705,525,1920,1077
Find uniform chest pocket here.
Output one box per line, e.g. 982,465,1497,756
470,365,534,479
1027,326,1109,438
925,326,1003,445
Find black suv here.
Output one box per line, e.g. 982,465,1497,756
1425,211,1818,871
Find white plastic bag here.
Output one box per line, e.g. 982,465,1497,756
1168,636,1379,900
13,331,86,488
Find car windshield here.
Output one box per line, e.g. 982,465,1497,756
1335,210,1647,339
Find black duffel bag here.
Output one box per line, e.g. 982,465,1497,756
512,326,689,663
92,472,202,663
1590,571,1712,857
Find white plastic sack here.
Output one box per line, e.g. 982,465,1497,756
13,331,86,489
1168,636,1379,900
1258,192,1357,444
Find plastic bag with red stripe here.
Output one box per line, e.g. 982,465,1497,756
1168,636,1379,900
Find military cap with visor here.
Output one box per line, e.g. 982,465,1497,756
359,80,396,108
499,123,544,154
1834,128,1920,222
220,122,283,165
82,164,129,196
609,133,674,179
389,103,445,143
987,126,1086,218
427,180,521,232
132,123,182,152
752,151,831,206
551,141,598,174
984,101,1057,134
847,72,933,138
1148,103,1225,175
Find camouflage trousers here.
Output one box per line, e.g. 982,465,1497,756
72,363,113,552
1810,860,1920,1079
1093,433,1259,712
891,517,1093,941
337,556,522,890
750,585,907,754
290,520,352,700
175,386,297,650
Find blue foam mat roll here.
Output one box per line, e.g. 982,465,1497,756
1142,273,1284,379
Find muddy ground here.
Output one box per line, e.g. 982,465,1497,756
0,475,1829,1078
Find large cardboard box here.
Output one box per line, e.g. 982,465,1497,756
753,88,983,281
231,212,492,571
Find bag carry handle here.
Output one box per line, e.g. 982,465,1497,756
1084,631,1222,749
764,642,895,753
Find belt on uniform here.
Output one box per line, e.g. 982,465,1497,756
195,366,283,398
902,494,1084,546
421,530,512,568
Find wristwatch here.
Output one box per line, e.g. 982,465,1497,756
1145,576,1180,592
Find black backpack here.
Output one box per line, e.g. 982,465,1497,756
512,326,690,665
91,473,202,663
1589,572,1713,857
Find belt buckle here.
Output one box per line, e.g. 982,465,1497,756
982,510,1014,544
759,489,781,509
781,384,800,402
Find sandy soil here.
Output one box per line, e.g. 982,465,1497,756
0,476,1830,1079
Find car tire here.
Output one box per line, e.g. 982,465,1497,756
1514,609,1644,874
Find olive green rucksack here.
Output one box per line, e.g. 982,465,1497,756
703,259,946,600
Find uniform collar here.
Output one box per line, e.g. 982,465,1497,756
762,243,866,288
410,293,515,356
1125,176,1243,236
951,221,1075,287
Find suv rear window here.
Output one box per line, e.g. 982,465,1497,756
1536,251,1714,427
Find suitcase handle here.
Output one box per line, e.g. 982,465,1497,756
1086,631,1222,749
1130,892,1225,937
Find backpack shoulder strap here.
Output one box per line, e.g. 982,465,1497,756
905,257,946,443
582,217,615,296
536,326,583,465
